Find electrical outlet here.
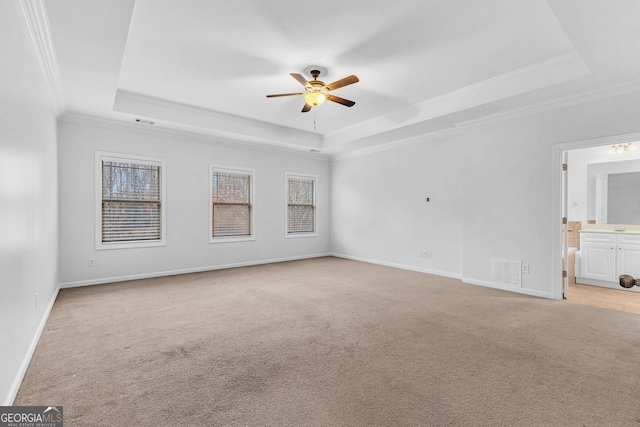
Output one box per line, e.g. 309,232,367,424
255,246,260,252
426,251,432,258
417,249,423,257
522,264,529,274
88,258,96,267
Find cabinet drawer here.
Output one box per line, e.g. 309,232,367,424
580,233,616,243
617,234,640,245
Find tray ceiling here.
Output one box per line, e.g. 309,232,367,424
43,0,640,155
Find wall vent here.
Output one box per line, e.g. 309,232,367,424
491,258,522,287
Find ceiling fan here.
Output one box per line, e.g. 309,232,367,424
266,70,359,113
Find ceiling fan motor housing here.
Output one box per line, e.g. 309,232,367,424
309,80,327,92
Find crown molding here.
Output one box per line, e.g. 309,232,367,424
59,113,331,162
324,50,590,148
427,50,585,104
553,131,640,152
61,112,461,164
113,90,323,150
453,79,640,129
18,0,64,117
331,127,462,161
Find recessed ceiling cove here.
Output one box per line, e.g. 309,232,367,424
44,0,640,154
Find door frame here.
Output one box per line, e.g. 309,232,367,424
562,150,568,298
551,131,640,300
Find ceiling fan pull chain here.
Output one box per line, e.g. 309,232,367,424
314,110,317,130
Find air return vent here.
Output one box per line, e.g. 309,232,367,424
491,257,522,287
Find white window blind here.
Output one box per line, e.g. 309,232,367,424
101,160,162,243
212,170,252,238
287,175,316,234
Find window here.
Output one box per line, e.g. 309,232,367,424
96,152,165,249
210,166,254,242
286,173,317,237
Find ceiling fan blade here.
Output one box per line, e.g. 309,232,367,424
266,92,305,98
301,103,312,113
290,73,313,90
327,94,356,107
325,75,359,91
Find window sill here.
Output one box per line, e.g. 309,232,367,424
210,236,256,244
96,240,166,250
285,233,318,239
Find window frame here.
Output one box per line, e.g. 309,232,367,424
285,172,318,239
209,164,255,244
95,151,166,250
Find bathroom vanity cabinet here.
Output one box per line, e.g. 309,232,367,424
578,231,640,290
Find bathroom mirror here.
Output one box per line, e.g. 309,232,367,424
588,159,640,225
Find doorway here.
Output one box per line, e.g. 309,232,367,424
556,134,640,313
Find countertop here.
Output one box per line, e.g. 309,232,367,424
580,229,640,235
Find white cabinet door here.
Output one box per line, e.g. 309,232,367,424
581,242,616,281
617,244,640,278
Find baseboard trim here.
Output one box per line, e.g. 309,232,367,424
462,277,554,299
59,253,332,289
4,285,60,406
330,253,463,280
575,277,640,293
329,253,553,299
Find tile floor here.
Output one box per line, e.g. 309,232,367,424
567,282,640,314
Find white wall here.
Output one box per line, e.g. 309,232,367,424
57,120,331,286
0,2,59,405
462,92,640,297
331,134,464,278
332,91,640,298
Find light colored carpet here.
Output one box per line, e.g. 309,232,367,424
15,257,640,426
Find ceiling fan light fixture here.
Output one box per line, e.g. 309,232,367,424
266,69,358,113
305,92,326,106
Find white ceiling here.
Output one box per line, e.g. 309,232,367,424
43,0,640,155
